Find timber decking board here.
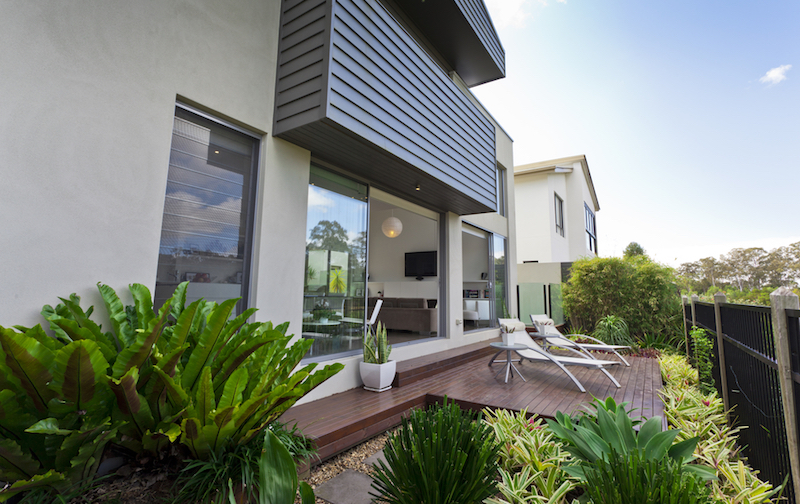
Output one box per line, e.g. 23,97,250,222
280,349,663,463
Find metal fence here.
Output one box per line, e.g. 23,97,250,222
684,292,800,502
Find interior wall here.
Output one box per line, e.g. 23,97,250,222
462,232,489,282
368,206,438,297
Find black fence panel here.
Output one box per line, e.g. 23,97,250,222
789,307,800,488
720,303,793,502
695,301,716,332
723,338,793,502
720,303,775,360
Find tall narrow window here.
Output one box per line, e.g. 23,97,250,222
155,106,259,314
303,166,368,359
493,234,508,319
554,193,564,237
496,166,506,216
585,203,597,253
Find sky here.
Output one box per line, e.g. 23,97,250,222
472,0,799,267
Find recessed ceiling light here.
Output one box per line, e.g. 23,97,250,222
214,150,220,154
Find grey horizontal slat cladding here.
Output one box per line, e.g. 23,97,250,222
273,0,497,215
274,0,329,131
329,18,492,187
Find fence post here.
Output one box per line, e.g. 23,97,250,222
682,295,690,357
713,292,730,413
770,286,800,500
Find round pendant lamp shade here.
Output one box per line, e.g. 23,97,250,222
381,216,403,238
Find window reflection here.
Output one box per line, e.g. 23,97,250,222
302,167,368,358
155,107,258,314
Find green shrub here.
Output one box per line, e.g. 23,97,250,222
690,326,715,394
174,428,315,504
593,315,634,346
562,256,682,341
583,449,715,504
0,282,342,500
370,400,500,504
546,397,715,482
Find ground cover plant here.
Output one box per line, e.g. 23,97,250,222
370,399,500,504
0,282,342,502
659,354,785,503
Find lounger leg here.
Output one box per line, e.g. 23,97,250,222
612,350,630,367
531,357,586,393
599,367,621,388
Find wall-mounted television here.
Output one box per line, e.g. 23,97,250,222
405,251,437,278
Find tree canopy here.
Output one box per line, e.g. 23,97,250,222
678,242,800,295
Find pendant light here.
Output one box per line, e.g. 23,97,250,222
381,209,403,238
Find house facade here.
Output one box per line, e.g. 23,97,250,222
513,155,598,323
1,0,516,401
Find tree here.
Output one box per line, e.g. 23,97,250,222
623,242,647,259
308,220,349,252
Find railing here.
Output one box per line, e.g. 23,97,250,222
683,291,800,502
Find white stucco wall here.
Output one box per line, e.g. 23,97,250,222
0,0,289,328
514,172,552,263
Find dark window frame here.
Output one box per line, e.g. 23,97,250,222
585,203,597,254
554,192,564,237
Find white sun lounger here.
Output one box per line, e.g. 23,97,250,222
530,315,631,367
497,319,621,393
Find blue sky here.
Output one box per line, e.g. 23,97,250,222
474,0,799,266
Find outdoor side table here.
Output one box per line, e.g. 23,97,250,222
488,342,527,383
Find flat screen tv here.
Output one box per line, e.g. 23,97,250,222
405,251,437,278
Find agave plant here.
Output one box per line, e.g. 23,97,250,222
0,282,343,499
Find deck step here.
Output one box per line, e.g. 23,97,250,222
392,340,498,387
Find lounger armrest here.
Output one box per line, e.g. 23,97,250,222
544,335,595,358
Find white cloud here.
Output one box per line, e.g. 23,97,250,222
484,0,533,30
307,185,334,212
759,64,792,85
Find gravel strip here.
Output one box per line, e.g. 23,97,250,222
299,428,398,504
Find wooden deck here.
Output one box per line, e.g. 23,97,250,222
280,341,664,462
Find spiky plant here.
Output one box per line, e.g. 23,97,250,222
363,322,391,364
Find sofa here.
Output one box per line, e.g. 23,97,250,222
368,297,437,334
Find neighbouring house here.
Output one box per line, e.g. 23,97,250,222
513,155,599,324
1,0,516,401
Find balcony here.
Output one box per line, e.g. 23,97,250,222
273,0,500,215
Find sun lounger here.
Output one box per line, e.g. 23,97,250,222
498,319,621,392
530,315,631,367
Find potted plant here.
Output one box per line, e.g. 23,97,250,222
500,322,516,346
360,322,395,392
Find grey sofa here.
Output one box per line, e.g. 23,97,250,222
368,297,437,334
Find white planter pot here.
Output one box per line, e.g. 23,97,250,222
360,360,396,392
502,332,514,346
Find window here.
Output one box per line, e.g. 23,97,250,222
155,105,259,314
496,165,506,216
492,234,508,319
303,166,368,359
554,193,564,237
585,203,597,253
